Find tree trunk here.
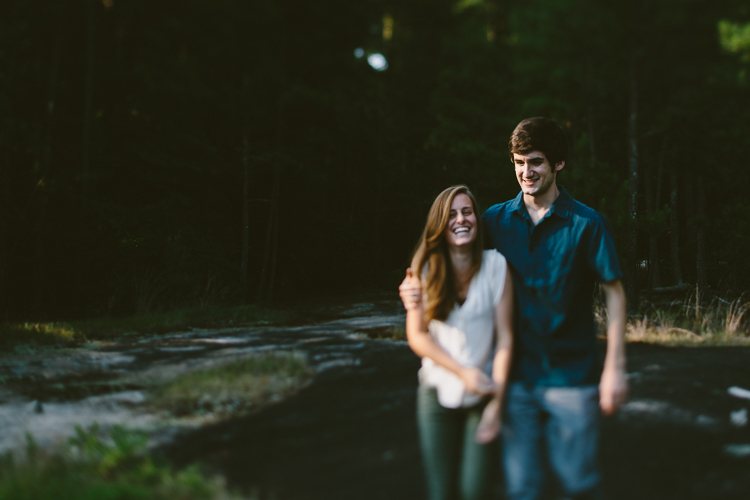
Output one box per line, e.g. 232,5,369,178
266,189,280,301
34,0,67,315
79,0,96,219
684,177,696,251
626,51,639,311
645,134,667,294
256,0,286,303
0,55,15,320
696,174,707,294
668,167,682,284
241,127,250,303
73,0,97,310
586,54,596,168
644,143,658,294
256,164,280,302
240,75,251,303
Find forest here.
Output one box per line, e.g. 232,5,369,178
2,0,750,322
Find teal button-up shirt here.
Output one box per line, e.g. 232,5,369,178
482,187,622,387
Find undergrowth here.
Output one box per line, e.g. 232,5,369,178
0,424,242,500
0,304,292,351
356,325,406,341
596,290,750,346
148,352,313,418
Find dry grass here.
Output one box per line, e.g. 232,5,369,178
725,297,750,335
596,290,750,346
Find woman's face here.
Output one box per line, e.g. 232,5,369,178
443,193,477,248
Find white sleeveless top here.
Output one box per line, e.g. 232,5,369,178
419,249,508,408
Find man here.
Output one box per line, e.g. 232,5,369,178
400,117,627,500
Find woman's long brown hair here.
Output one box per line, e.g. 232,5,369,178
411,185,484,323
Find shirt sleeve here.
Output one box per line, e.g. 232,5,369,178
587,215,622,283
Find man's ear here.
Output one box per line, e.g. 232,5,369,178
555,160,565,172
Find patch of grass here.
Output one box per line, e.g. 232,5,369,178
356,325,406,341
0,424,242,500
0,304,293,350
0,322,83,350
596,291,750,346
149,351,313,418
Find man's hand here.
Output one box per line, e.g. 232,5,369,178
599,365,628,415
600,278,627,415
399,268,423,310
475,397,502,444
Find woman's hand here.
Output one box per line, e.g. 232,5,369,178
475,398,502,444
460,367,496,396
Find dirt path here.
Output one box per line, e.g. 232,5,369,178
2,297,750,499
0,299,405,454
158,342,750,500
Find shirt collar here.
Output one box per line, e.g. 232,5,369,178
508,190,525,213
510,185,572,220
551,185,572,219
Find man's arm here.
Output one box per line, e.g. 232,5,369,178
600,278,628,415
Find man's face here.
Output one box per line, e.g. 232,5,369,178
513,151,563,198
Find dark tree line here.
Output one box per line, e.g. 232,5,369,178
0,0,749,321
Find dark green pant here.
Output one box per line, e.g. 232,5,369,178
417,384,497,500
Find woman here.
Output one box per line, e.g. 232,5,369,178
399,185,513,500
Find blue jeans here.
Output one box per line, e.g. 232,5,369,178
502,383,602,500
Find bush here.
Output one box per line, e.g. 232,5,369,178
0,424,241,500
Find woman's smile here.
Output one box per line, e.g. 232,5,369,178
445,194,477,247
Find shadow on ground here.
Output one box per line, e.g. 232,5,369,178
161,341,750,500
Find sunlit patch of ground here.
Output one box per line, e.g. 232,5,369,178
146,351,314,421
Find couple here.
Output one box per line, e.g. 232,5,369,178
400,117,628,500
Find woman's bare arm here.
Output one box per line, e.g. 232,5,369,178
476,270,514,443
402,270,495,395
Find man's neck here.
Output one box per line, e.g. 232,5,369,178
523,184,560,225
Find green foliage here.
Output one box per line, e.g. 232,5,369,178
719,20,750,59
149,352,313,418
0,323,82,350
0,425,240,500
356,325,407,340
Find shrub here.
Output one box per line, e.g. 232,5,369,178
0,425,241,500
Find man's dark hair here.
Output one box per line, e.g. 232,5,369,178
508,117,569,166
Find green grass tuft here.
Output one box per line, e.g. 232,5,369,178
355,325,406,341
149,352,313,418
0,322,84,350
